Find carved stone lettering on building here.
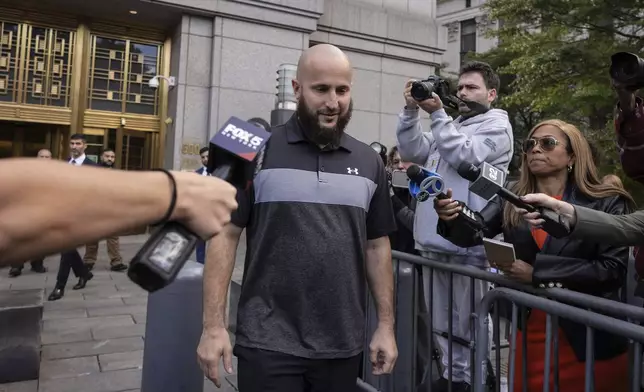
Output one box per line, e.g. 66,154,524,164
447,22,460,43
180,139,204,171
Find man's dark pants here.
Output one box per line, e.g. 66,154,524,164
56,250,89,287
235,346,361,392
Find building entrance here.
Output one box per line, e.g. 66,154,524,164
0,121,66,159
83,127,152,170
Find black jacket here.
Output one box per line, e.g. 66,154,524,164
437,184,631,362
389,187,418,255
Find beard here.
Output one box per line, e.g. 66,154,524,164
296,97,353,147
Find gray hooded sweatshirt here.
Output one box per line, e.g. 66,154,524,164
396,107,514,266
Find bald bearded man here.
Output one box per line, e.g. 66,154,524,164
197,44,398,392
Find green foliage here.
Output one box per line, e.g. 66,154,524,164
471,0,644,204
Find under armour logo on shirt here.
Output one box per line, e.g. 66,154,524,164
347,167,359,175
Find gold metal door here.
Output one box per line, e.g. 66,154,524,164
82,128,107,164
0,124,14,158
121,129,150,171
0,121,61,158
120,128,152,235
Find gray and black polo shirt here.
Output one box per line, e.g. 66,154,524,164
231,114,397,359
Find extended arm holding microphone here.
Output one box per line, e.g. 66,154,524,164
128,117,271,292
520,193,644,246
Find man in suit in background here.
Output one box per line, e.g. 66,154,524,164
83,148,127,272
196,146,209,176
194,147,209,264
8,148,53,277
48,134,95,301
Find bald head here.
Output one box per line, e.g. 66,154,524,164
296,44,352,81
37,149,52,159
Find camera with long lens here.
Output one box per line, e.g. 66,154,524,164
610,52,644,91
410,75,451,102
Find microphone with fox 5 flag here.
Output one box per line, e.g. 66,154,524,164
407,165,483,231
127,117,271,293
457,161,571,238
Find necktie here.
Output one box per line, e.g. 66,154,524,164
71,159,76,165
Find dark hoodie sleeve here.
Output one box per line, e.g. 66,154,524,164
391,194,415,232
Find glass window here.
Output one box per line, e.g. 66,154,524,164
88,37,127,112
88,35,161,115
122,132,149,170
125,42,159,115
24,27,74,107
0,21,74,107
0,22,19,103
460,19,477,65
84,133,105,164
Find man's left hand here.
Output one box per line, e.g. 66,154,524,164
369,324,398,375
417,92,444,114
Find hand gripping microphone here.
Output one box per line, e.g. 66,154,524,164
127,117,271,292
457,161,571,238
406,165,484,230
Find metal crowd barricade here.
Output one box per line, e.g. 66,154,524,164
357,250,644,392
141,260,205,392
474,288,644,392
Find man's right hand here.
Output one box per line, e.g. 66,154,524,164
197,327,234,388
169,172,238,240
403,79,419,109
433,189,461,221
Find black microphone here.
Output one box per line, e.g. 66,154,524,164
457,162,571,238
127,117,271,293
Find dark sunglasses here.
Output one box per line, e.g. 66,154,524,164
522,136,562,153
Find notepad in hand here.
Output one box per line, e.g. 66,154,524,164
483,238,516,268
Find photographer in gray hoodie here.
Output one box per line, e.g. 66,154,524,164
396,61,513,391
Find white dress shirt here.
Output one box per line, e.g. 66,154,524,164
69,154,87,166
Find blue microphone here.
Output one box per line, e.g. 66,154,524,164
408,164,484,231
406,165,446,202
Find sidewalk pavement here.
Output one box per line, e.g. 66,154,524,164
1,234,509,392
0,234,247,392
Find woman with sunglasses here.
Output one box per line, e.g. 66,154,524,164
434,119,634,392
